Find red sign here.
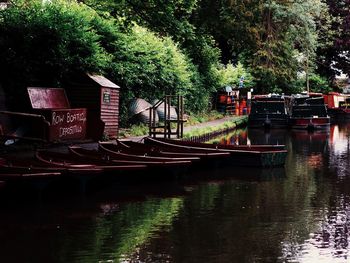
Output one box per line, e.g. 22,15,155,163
48,108,87,141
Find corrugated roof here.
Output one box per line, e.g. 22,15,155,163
87,74,120,89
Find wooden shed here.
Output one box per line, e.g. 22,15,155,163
65,74,120,140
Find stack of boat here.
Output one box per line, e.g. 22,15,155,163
248,93,330,130
0,137,288,192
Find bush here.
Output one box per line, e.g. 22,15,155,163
214,62,255,89
309,74,331,93
107,25,203,124
289,73,331,94
0,0,218,126
0,0,111,109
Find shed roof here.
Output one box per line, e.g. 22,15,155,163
87,74,120,89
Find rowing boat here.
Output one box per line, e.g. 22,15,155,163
0,171,61,180
71,145,192,178
115,140,231,159
144,137,288,167
98,142,197,164
36,150,148,173
69,146,197,167
144,138,286,151
0,157,102,175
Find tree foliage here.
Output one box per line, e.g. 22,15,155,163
83,0,221,95
0,0,112,108
316,0,350,83
1,0,345,121
106,25,204,123
214,62,255,88
0,0,207,123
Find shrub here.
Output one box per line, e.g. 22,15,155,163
0,0,217,126
289,73,331,94
0,0,111,109
214,62,255,90
107,25,202,124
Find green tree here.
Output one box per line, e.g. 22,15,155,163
214,62,255,88
0,0,111,109
316,0,350,84
83,0,222,103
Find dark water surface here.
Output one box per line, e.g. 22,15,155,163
2,124,350,263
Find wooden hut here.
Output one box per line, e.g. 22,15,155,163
65,74,120,140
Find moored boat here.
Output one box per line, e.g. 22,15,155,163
289,95,330,130
35,150,148,173
144,137,288,167
0,159,63,192
0,157,103,175
248,95,288,129
69,145,198,167
72,144,193,178
115,140,231,160
145,138,286,151
99,142,205,163
336,97,350,120
328,96,350,120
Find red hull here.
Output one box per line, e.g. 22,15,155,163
289,117,330,129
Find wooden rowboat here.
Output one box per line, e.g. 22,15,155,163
98,142,198,164
115,140,231,159
0,160,63,191
0,157,103,175
69,146,197,167
144,137,288,167
70,145,192,178
144,138,286,151
0,171,61,180
35,150,148,173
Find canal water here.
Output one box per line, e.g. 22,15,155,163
1,124,350,263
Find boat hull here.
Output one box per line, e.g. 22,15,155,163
248,115,288,129
328,108,350,120
144,137,288,167
289,117,330,130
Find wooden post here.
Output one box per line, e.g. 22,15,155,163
306,50,310,93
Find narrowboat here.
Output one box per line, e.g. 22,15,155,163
324,92,350,120
248,95,288,129
289,95,330,130
336,98,350,119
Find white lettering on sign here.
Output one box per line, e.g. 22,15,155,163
59,125,83,138
51,111,86,126
66,112,87,123
52,112,65,125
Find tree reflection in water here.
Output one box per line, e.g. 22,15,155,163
3,125,350,262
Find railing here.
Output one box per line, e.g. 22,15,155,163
149,95,186,138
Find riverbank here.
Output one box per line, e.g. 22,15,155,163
0,115,248,155
124,115,248,142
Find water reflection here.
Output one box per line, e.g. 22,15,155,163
0,185,185,263
3,125,350,262
279,124,350,263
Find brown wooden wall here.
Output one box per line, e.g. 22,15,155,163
100,87,119,138
66,84,100,110
0,85,12,134
66,84,102,140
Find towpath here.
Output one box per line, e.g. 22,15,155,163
0,115,247,154
126,115,247,142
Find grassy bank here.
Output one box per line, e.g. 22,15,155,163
119,111,227,138
182,116,247,141
118,114,248,141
